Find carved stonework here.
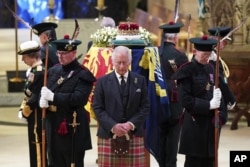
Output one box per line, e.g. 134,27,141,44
203,0,250,45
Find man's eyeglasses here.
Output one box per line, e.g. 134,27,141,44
57,51,71,56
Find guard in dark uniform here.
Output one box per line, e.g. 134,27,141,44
32,22,59,69
158,21,189,167
17,41,44,167
173,36,227,167
39,35,96,167
208,27,236,110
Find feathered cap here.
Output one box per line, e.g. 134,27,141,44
52,34,82,51
208,27,231,40
32,22,58,36
159,21,184,33
190,35,217,51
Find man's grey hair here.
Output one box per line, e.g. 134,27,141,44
164,33,178,40
100,17,116,28
111,46,132,63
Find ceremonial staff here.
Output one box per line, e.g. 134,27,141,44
220,17,248,42
29,18,42,167
41,40,49,167
173,0,180,23
214,29,220,167
186,14,191,56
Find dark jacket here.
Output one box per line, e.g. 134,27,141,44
159,41,188,121
173,58,227,157
24,63,44,167
93,71,150,138
46,59,96,152
160,41,188,80
41,42,59,69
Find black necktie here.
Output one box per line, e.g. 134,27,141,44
120,76,126,90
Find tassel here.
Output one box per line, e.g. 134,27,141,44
57,119,68,135
171,87,179,102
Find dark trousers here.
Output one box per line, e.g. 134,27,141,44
159,121,181,167
54,150,85,167
184,155,214,167
27,111,42,167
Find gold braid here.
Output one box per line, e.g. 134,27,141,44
219,57,230,78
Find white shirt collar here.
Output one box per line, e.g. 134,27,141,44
115,71,128,81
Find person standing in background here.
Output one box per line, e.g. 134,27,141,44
32,22,59,69
17,40,44,167
158,21,189,167
39,35,96,167
173,36,227,167
93,46,150,167
208,27,236,110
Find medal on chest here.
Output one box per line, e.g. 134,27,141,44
57,76,64,85
28,72,35,82
57,70,74,85
206,74,214,91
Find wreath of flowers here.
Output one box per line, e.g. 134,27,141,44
90,27,118,47
90,24,152,47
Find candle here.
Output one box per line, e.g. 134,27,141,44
48,0,54,9
49,0,54,5
97,0,104,8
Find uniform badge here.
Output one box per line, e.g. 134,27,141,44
28,72,34,82
57,76,64,85
134,77,137,84
209,74,214,84
67,70,74,78
206,82,211,91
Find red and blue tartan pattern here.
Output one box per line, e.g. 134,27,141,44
97,135,146,167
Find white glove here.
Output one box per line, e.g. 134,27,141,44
41,86,54,101
210,87,222,110
227,102,236,110
39,98,49,108
209,51,217,61
18,110,27,122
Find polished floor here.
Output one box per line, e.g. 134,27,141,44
0,106,249,167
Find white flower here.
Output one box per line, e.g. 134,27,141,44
90,27,118,47
139,27,151,43
90,26,152,47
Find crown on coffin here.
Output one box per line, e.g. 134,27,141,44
118,22,140,36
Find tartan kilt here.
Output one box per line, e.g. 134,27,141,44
97,135,146,167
